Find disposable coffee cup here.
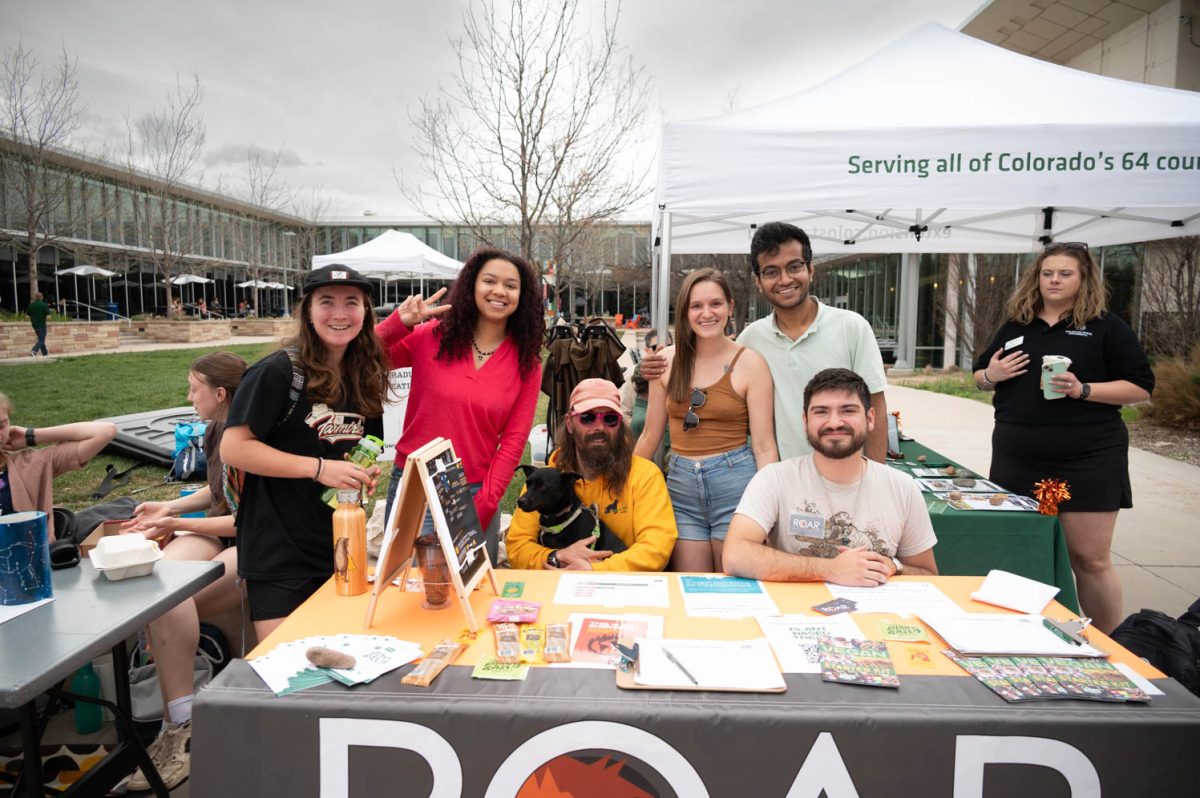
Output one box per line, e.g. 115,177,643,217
1041,355,1072,400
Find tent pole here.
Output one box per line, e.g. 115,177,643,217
655,210,672,346
893,252,919,372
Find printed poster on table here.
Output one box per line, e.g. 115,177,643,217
679,575,780,618
564,613,664,668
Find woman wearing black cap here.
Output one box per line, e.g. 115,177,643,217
222,264,390,638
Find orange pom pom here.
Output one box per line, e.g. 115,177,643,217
1033,478,1071,515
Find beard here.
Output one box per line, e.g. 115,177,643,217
807,425,867,459
577,430,618,473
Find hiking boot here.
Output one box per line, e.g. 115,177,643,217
124,720,191,791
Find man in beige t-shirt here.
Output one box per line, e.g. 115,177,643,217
724,369,937,587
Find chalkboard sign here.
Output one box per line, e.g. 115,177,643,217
422,447,487,588
365,437,497,631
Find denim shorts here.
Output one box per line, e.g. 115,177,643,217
667,444,756,542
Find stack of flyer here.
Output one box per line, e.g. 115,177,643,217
249,634,423,696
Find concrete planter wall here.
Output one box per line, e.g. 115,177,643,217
0,321,119,358
133,319,232,344
229,318,295,337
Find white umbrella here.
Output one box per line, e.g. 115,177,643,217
170,274,214,285
56,265,119,320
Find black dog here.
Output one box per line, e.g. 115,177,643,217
515,465,627,553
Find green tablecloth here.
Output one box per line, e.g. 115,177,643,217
895,440,1080,613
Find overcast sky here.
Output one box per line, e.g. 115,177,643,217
2,0,982,220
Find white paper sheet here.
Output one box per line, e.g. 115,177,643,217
971,569,1060,614
678,575,780,618
826,581,962,616
0,597,52,625
634,637,785,691
552,573,670,607
756,614,866,673
248,634,423,695
920,612,1105,658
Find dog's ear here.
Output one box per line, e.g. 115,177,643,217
561,471,584,484
515,464,536,477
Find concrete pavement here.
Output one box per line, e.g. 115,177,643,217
886,383,1200,620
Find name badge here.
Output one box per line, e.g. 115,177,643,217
788,512,826,539
1004,336,1024,350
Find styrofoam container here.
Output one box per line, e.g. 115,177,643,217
90,538,163,580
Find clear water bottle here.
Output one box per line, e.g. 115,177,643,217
321,435,385,509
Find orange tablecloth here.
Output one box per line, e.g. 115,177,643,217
252,571,1163,679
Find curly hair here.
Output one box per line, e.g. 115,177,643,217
1006,244,1108,329
286,288,390,417
434,248,543,378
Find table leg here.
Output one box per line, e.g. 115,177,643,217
14,700,45,798
110,639,170,798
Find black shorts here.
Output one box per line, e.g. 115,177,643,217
245,576,327,621
990,418,1131,512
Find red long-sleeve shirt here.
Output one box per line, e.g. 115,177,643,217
377,312,541,527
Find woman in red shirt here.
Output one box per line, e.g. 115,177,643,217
378,249,544,564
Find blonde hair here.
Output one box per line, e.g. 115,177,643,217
1006,245,1107,329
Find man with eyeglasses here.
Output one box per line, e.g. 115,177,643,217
506,379,678,572
723,369,937,586
642,222,889,462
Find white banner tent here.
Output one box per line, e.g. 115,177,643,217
653,22,1200,367
312,229,463,295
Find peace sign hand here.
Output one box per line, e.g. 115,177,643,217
397,288,450,328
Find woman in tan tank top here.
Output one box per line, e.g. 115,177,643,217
634,268,778,572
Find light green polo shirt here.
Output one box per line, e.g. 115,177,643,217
737,299,887,460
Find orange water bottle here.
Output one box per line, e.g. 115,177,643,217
332,490,368,596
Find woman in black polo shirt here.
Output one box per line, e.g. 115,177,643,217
973,242,1154,633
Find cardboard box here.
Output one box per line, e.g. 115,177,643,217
80,520,130,557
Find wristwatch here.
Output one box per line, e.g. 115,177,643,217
1079,383,1091,401
546,550,561,569
25,427,35,447
891,557,904,574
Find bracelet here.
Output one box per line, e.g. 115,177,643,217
25,427,36,447
981,370,996,385
314,457,324,480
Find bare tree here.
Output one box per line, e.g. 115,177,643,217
934,253,1019,363
0,41,113,304
1140,236,1200,357
233,144,296,314
405,0,652,264
125,73,206,315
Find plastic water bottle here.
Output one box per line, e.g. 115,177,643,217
321,435,385,508
71,662,103,734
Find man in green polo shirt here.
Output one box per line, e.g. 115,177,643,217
26,292,50,356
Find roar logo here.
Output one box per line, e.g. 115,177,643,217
305,404,365,443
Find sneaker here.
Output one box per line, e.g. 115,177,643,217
124,720,191,791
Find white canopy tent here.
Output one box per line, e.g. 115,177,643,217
312,229,462,280
654,22,1200,368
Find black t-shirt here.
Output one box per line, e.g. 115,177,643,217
226,349,383,580
974,312,1155,425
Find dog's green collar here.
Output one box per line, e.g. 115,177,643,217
539,505,601,547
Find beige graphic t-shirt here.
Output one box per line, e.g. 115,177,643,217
734,456,936,559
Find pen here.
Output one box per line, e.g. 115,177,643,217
662,646,699,685
1043,617,1082,646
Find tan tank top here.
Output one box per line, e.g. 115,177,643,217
666,347,751,457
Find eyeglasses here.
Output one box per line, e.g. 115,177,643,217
1043,241,1089,254
573,410,622,428
682,387,707,432
757,262,810,282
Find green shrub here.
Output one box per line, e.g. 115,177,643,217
1141,346,1200,430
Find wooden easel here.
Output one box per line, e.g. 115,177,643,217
364,437,498,631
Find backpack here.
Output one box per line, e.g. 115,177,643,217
169,420,208,481
1110,599,1200,697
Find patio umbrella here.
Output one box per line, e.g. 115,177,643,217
170,274,214,309
56,264,118,320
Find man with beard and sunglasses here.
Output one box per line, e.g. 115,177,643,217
723,369,937,586
507,379,677,571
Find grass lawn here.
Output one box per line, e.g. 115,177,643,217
2,344,547,515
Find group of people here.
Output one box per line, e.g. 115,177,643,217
5,220,1153,792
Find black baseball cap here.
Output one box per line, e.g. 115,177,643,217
303,264,374,297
